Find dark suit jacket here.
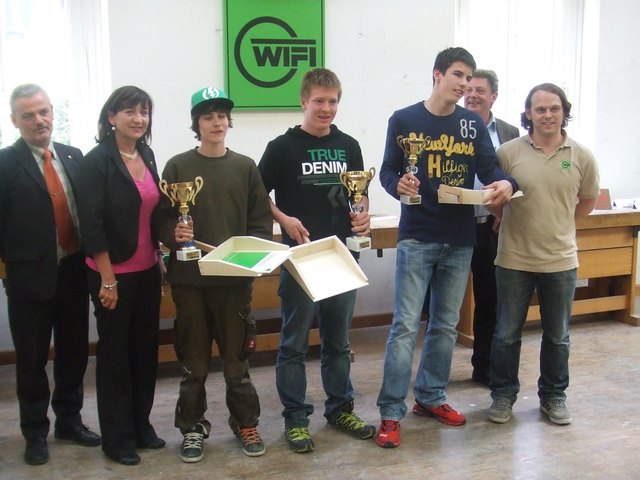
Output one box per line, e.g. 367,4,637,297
496,118,520,145
77,134,161,264
0,138,83,301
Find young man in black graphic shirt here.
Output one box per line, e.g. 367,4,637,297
259,68,375,454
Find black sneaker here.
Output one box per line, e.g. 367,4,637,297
179,423,208,463
327,411,376,439
235,427,266,457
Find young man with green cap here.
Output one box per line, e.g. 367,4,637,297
156,86,272,462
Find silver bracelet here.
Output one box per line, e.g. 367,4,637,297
101,280,118,290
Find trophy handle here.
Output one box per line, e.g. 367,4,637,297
367,167,376,180
339,171,349,191
158,179,176,207
190,176,204,205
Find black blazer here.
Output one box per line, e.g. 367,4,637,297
0,138,83,301
77,134,161,264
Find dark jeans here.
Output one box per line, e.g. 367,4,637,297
8,253,89,441
276,268,357,428
470,216,499,377
88,265,161,458
172,284,260,433
491,267,576,404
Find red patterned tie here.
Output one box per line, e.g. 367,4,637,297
42,149,79,253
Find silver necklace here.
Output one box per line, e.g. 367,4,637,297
119,150,139,161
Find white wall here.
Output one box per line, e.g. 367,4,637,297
107,0,457,316
595,0,640,199
595,0,640,280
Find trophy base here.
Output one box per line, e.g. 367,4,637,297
346,236,371,252
177,248,202,261
400,194,422,205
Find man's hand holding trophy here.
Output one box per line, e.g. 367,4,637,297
339,167,376,252
396,132,429,205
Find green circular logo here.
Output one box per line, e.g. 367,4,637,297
235,17,317,88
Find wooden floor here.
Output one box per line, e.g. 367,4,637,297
0,315,639,479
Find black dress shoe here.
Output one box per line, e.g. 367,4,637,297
110,453,141,466
24,438,49,465
54,424,102,447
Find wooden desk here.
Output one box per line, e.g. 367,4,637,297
369,210,640,347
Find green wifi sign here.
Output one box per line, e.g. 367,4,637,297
225,0,325,110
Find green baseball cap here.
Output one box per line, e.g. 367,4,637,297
190,86,234,113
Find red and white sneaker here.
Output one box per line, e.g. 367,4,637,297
412,402,467,426
375,420,400,448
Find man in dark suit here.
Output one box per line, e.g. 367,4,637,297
464,70,520,387
0,84,100,465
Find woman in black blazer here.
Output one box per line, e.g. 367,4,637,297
77,86,165,466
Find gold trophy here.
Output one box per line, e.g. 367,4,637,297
339,167,376,252
397,132,429,205
159,176,204,261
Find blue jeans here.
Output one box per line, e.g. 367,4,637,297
275,267,357,428
377,239,473,420
490,266,576,404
